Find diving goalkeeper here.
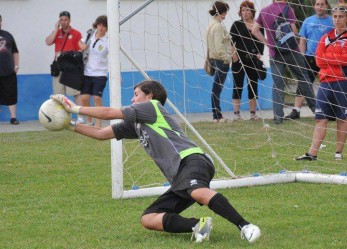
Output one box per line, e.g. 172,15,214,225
51,79,261,243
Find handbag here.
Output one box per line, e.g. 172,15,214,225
50,31,69,77
58,51,84,91
204,49,215,76
50,60,60,76
255,58,267,80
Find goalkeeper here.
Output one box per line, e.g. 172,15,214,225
51,80,261,243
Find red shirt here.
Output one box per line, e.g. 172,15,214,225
54,27,81,54
316,29,347,83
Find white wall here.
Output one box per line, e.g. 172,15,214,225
1,0,271,74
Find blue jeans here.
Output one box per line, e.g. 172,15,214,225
210,59,230,120
270,51,316,119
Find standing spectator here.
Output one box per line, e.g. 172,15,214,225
230,0,265,121
206,1,232,123
296,4,347,161
45,11,84,123
0,15,20,125
252,0,316,124
79,15,108,128
286,0,333,120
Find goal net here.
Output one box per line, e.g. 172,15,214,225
107,0,347,198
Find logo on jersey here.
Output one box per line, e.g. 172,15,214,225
139,129,149,147
190,179,198,186
0,36,7,52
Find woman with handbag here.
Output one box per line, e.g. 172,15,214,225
206,1,233,123
230,1,265,121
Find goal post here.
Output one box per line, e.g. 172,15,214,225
108,0,235,198
107,0,123,198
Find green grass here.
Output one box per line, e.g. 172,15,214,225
0,120,346,248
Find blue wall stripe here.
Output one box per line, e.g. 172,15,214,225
0,69,273,122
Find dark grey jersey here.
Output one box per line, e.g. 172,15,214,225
111,100,204,183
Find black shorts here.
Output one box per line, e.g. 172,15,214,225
81,76,107,97
0,74,17,105
143,154,215,215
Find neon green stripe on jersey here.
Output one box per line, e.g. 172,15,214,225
179,147,204,159
146,100,177,138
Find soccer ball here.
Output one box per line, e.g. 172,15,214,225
38,99,71,131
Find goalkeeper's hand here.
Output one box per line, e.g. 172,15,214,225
50,94,81,114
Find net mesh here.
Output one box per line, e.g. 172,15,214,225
117,0,347,191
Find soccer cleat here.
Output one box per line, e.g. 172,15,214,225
285,109,300,120
296,153,317,161
240,224,261,243
191,217,213,243
334,153,343,160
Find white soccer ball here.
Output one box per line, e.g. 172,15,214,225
38,99,71,131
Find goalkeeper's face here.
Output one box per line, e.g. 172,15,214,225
131,87,153,104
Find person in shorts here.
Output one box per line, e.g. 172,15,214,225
296,4,347,161
79,15,108,127
51,80,261,244
0,14,20,124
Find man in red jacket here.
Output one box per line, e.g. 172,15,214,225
296,4,347,161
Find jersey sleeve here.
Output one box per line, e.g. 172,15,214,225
11,35,18,54
288,6,296,24
315,35,328,68
122,101,157,124
298,20,307,38
111,121,138,140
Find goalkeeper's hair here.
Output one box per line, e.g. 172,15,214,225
134,80,167,106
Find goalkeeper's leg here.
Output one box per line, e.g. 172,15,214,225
191,188,261,243
141,190,198,233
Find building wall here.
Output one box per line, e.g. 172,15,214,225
0,0,272,122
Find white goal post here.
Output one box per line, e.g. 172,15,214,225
107,0,347,199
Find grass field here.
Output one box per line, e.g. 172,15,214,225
1,119,346,248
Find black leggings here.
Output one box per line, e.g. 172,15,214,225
232,59,259,100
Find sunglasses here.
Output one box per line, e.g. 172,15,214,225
59,11,70,18
332,7,347,13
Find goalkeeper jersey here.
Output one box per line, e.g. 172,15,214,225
111,100,204,183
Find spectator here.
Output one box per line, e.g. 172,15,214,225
0,15,20,125
79,15,108,128
252,0,316,124
45,11,84,123
230,0,265,121
206,1,233,123
286,0,333,120
296,4,347,161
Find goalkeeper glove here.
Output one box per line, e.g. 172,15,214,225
50,94,81,114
